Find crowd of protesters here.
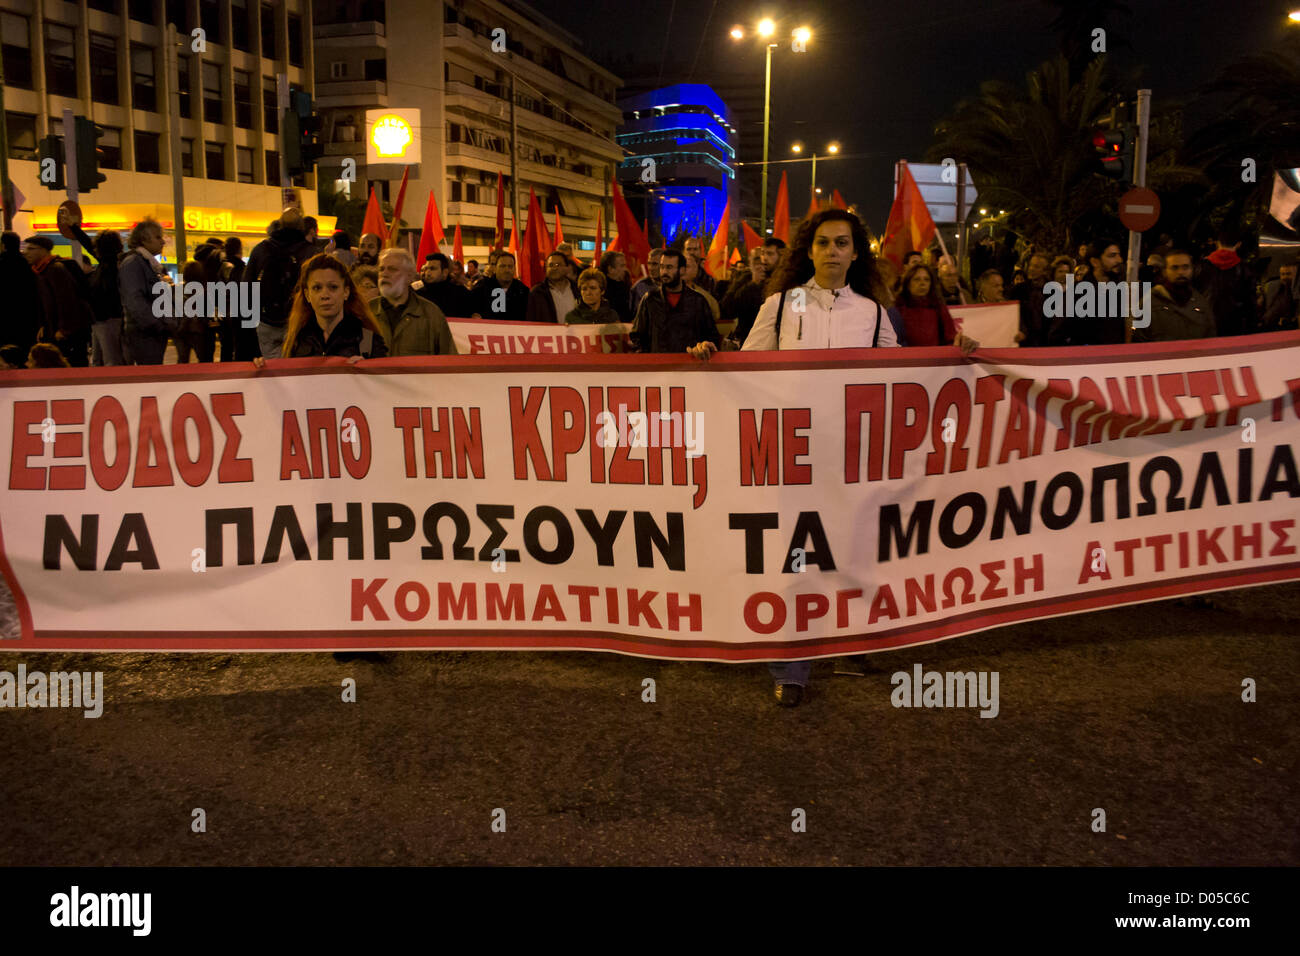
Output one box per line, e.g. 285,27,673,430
3,207,1298,704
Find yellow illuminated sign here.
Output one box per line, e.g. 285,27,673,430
371,115,413,158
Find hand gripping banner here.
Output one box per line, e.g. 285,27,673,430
2,333,1299,659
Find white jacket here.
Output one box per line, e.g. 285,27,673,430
742,277,898,351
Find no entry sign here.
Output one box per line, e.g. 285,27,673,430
1119,187,1161,232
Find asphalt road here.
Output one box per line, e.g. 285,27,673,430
0,582,1296,866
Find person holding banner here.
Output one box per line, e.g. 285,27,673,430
471,252,529,322
251,253,388,365
892,262,972,349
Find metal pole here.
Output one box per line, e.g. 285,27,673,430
1124,89,1151,343
62,108,81,265
277,73,290,199
760,43,772,232
810,153,817,198
166,26,187,266
956,162,968,284
509,73,519,238
0,15,15,231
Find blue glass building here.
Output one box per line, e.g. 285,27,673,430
616,84,737,245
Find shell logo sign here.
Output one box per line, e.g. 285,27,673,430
365,109,420,166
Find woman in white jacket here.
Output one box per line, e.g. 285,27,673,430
690,209,975,706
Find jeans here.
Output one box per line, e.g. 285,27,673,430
257,322,286,359
91,318,125,366
174,324,216,363
125,329,167,365
769,660,812,687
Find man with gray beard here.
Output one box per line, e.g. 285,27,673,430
371,248,457,356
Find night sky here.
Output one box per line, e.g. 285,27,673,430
525,0,1293,231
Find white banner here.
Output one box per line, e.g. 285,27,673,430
449,319,632,355
950,302,1021,347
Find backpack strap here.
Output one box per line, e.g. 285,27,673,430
773,290,787,346
872,300,881,348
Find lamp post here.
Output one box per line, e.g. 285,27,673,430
791,140,840,198
733,18,810,233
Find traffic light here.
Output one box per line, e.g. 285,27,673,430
1091,124,1132,182
37,136,66,191
283,90,323,178
73,115,108,192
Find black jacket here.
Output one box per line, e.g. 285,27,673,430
630,284,721,354
525,279,579,324
472,278,530,322
289,312,388,358
417,279,474,318
720,274,767,344
604,276,633,322
0,250,42,352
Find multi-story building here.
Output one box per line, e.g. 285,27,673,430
2,0,329,266
615,84,736,246
313,0,623,261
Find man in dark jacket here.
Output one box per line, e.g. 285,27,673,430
525,252,578,324
471,251,529,321
415,253,474,318
247,208,318,358
1135,250,1216,342
1196,234,1257,336
24,236,93,366
0,231,42,353
630,249,721,354
119,217,175,365
599,250,633,322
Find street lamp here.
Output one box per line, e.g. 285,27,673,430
1289,10,1300,22
733,16,808,234
791,140,840,198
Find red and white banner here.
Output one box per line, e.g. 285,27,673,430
449,319,632,355
2,333,1299,658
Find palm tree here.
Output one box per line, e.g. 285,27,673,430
1043,0,1133,80
926,56,1123,251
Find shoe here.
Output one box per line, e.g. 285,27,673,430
774,683,804,707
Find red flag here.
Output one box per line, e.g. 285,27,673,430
773,170,790,244
741,221,764,253
804,188,821,222
608,233,621,252
704,198,732,278
728,247,742,265
386,167,410,246
507,211,520,259
415,188,446,264
521,187,553,287
880,164,936,272
611,179,651,279
553,208,564,247
362,186,388,243
831,189,848,211
594,209,604,261
494,171,505,250
452,223,463,263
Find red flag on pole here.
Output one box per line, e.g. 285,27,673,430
452,223,463,263
611,178,651,279
831,188,848,211
362,186,388,243
773,170,790,244
728,246,742,265
741,221,764,253
880,164,936,272
553,208,564,247
494,171,505,250
507,211,520,259
415,188,446,264
386,167,410,246
594,208,603,261
704,198,732,278
804,188,821,222
521,187,553,287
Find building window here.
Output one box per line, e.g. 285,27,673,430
231,0,251,51
89,0,120,12
205,142,225,180
288,13,303,66
237,146,254,183
1,14,32,90
364,59,386,81
260,4,276,57
199,0,222,46
178,56,193,118
330,62,347,79
45,23,78,98
132,45,157,112
165,0,191,33
5,111,37,161
265,150,281,186
263,77,278,134
134,130,161,173
181,138,194,177
233,70,253,128
98,127,123,170
90,34,120,106
129,0,153,23
202,62,223,124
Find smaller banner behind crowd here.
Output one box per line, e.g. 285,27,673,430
1,333,1299,658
